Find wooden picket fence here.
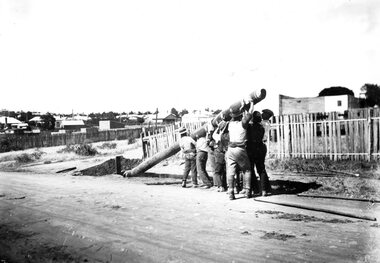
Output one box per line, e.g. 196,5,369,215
141,121,207,158
141,108,380,162
268,108,380,161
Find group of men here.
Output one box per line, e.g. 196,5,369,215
178,101,274,200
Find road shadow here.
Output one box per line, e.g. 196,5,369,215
269,180,322,195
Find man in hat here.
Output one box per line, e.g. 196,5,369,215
224,101,255,200
210,120,229,192
261,109,274,144
247,110,273,196
195,133,213,188
178,127,198,188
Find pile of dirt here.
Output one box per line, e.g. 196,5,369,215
303,177,380,200
77,157,142,176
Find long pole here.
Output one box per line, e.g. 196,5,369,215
123,89,266,177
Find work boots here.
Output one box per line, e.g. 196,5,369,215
243,171,252,198
259,171,271,196
181,180,186,188
228,189,235,200
227,178,235,200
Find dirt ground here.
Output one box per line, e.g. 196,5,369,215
1,148,380,262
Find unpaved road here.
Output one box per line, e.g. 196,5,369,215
1,170,379,263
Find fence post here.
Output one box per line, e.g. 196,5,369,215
284,115,290,158
367,108,372,162
115,155,122,174
141,127,147,159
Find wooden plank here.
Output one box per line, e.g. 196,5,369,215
305,114,309,159
337,119,342,160
290,115,295,157
349,118,354,160
293,115,298,158
276,116,281,159
328,113,333,160
300,114,306,158
366,109,371,161
284,115,289,158
280,116,284,159
344,118,349,156
374,111,379,160
322,118,326,157
313,114,317,158
354,120,359,161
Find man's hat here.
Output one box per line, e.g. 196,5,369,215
252,111,262,123
178,127,187,135
262,109,274,120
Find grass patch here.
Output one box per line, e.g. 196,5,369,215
15,149,45,163
57,143,98,156
97,142,117,150
266,158,377,173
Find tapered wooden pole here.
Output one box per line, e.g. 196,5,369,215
123,89,266,177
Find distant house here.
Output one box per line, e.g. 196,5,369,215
0,116,28,130
145,113,180,124
279,94,362,115
99,120,126,130
60,119,86,130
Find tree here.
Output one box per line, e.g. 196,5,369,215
361,83,380,107
318,86,354,97
18,111,33,122
170,107,179,117
180,109,189,116
41,113,56,130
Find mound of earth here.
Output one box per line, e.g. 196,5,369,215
77,157,142,176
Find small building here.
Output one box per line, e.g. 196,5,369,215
60,119,86,130
279,94,361,115
145,113,180,124
99,120,126,130
0,116,28,130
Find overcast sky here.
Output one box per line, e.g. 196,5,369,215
1,0,379,115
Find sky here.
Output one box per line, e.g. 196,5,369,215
0,0,379,115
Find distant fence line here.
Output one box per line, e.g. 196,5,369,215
0,127,152,151
141,108,380,162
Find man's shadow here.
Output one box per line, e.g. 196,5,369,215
268,179,322,195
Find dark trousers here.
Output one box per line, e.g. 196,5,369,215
182,155,197,184
213,149,227,189
196,150,212,186
247,143,271,193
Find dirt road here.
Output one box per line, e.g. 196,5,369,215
1,170,379,263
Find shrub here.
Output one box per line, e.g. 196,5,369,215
128,137,136,144
15,150,44,163
75,143,98,156
57,144,76,154
57,143,98,156
98,142,117,150
15,153,34,163
0,137,22,153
